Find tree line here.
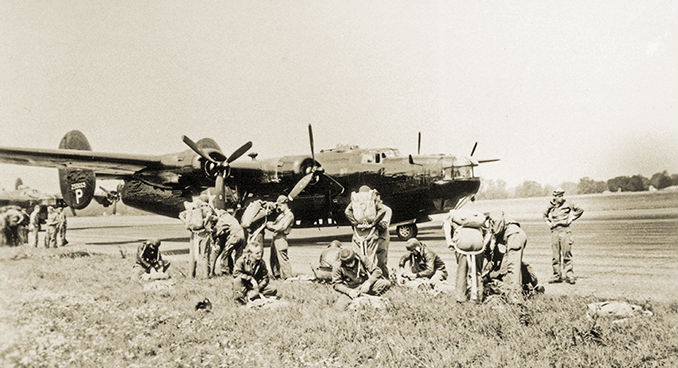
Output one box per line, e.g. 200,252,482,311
477,171,678,200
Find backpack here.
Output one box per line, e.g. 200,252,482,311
350,189,377,224
182,206,204,231
448,209,486,228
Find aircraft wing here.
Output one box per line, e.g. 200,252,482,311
0,146,166,178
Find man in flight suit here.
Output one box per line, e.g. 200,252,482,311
233,243,277,305
398,238,448,288
332,248,391,310
313,240,343,282
266,195,295,280
134,238,171,279
210,209,246,277
28,205,41,247
543,188,584,284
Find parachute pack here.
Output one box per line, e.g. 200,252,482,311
350,189,377,224
181,202,205,231
448,209,487,252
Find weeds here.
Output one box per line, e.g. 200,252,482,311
0,248,676,367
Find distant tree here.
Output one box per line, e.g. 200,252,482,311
559,181,579,195
671,174,678,186
514,180,545,198
14,177,23,190
477,179,509,200
607,176,630,192
650,171,673,190
628,174,649,191
577,177,607,194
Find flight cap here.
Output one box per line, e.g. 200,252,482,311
405,238,421,251
276,195,289,204
358,185,371,192
329,240,342,248
339,248,356,263
552,188,565,196
148,238,161,247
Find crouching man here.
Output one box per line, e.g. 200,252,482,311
233,243,277,305
398,238,448,289
313,240,343,282
332,248,391,310
133,238,170,279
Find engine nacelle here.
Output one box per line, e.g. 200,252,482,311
58,131,96,209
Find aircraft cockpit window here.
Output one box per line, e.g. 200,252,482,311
375,154,381,163
453,166,473,178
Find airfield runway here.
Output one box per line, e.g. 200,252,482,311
61,193,678,303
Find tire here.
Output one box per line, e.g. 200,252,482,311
396,224,418,241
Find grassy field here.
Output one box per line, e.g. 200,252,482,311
1,246,677,367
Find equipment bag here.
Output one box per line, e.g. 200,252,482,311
449,209,486,228
350,189,377,224
184,207,204,231
452,226,485,253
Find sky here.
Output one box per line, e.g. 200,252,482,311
0,0,676,193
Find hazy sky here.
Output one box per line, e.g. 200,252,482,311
1,1,676,192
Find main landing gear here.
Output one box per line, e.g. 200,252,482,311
396,223,418,241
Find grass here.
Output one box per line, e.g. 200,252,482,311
1,247,676,367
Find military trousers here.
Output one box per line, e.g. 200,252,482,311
232,277,277,302
270,236,292,280
455,252,484,303
551,226,574,279
28,225,39,247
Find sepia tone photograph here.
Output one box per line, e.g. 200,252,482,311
1,1,676,366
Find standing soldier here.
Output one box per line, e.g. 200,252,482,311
56,207,68,246
18,209,29,245
345,186,391,277
44,206,58,248
266,195,295,280
28,205,41,247
543,188,584,284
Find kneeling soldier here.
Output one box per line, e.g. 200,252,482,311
398,238,448,288
233,243,277,305
332,248,391,310
134,238,170,278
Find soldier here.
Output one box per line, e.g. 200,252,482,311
398,238,448,288
44,206,58,248
210,209,246,277
543,188,584,284
233,243,277,305
484,211,543,302
28,205,41,247
18,209,29,245
56,207,68,246
179,194,216,278
133,238,171,279
345,185,391,277
313,240,343,281
266,195,295,280
0,210,6,246
332,248,391,310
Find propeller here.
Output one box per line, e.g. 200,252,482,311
98,184,123,215
470,142,478,157
182,136,253,210
417,132,421,155
287,124,344,201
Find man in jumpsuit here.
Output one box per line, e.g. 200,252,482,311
28,205,41,247
543,188,584,284
133,238,171,279
485,211,543,302
313,240,343,282
44,206,58,248
209,208,246,277
344,186,392,278
398,238,448,288
56,207,68,246
332,248,391,310
233,242,277,305
266,195,294,280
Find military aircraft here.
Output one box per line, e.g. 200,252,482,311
0,126,498,240
0,186,63,211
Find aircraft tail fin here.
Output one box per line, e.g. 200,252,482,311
57,131,96,209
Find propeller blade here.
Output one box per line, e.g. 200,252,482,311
182,135,214,162
477,158,500,164
112,200,117,215
323,173,345,195
214,174,226,210
417,132,421,155
98,186,110,195
288,173,314,200
470,142,478,157
308,124,315,164
226,141,253,164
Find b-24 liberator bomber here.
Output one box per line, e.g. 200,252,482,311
0,126,498,240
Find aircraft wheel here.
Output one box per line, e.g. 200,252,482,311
396,224,418,241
